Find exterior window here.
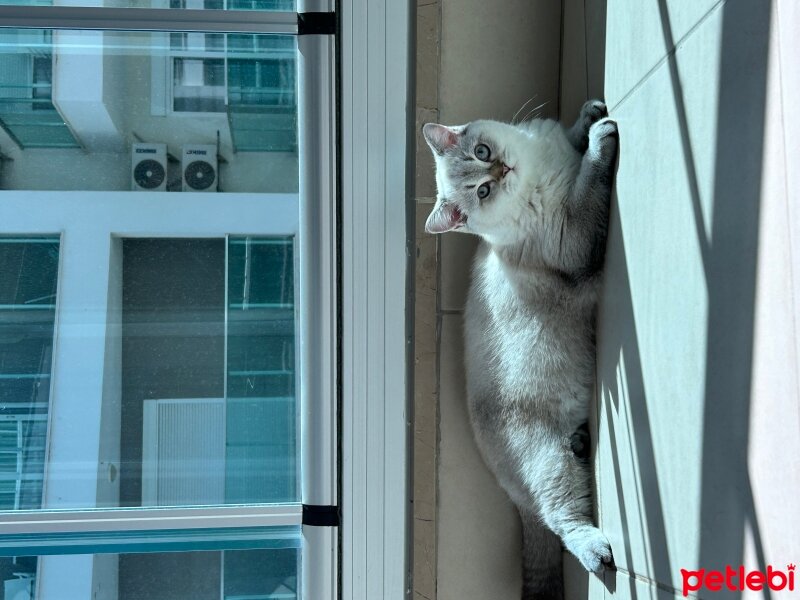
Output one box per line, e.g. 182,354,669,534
0,547,300,599
172,57,226,112
226,237,297,504
0,237,59,511
118,237,298,509
0,30,298,192
0,0,412,598
0,21,319,599
0,31,78,149
166,33,297,152
168,0,293,8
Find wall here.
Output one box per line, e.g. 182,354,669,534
562,0,800,598
412,4,439,600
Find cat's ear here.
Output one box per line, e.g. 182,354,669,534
425,201,463,234
422,123,459,155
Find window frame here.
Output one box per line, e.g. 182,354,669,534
339,1,413,598
0,0,413,598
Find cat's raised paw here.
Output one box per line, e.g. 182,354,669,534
564,526,613,574
588,117,619,163
568,99,610,152
580,99,608,126
590,117,618,140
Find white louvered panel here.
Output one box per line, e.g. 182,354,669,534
142,398,225,507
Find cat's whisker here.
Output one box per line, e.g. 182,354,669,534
520,103,548,124
511,94,538,125
520,101,549,124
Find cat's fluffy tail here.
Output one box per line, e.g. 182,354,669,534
521,512,563,600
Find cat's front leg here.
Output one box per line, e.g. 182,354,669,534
549,117,619,278
566,99,608,153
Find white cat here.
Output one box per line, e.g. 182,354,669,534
423,100,618,600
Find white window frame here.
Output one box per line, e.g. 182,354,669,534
339,1,412,598
0,0,413,598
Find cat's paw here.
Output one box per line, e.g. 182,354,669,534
569,100,608,153
564,526,614,574
580,99,608,129
588,117,619,163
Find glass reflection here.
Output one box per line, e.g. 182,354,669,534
0,30,298,192
0,547,299,600
0,237,59,511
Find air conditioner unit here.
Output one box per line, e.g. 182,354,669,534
181,144,218,192
131,143,167,191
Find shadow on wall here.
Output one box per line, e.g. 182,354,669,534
597,205,666,597
696,0,771,583
595,0,772,597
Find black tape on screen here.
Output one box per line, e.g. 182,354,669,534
302,504,340,527
298,12,336,35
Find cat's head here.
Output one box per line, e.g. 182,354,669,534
422,120,532,243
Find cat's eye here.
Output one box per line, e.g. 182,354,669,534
477,182,491,200
475,143,491,161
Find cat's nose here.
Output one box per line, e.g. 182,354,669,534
491,161,510,180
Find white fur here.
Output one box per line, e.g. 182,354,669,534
423,109,619,595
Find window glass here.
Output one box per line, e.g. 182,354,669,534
226,236,296,504
118,237,298,508
0,547,299,599
0,0,295,10
0,234,299,511
0,0,338,594
0,29,298,191
0,237,59,511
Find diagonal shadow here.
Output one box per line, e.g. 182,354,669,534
593,0,772,598
596,190,675,597
565,1,773,597
655,0,712,272
696,0,772,594
580,0,676,596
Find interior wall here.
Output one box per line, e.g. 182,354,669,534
412,2,439,599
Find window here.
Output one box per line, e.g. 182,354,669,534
160,33,297,151
0,1,411,599
0,10,327,600
1,547,301,599
0,237,59,511
0,31,78,148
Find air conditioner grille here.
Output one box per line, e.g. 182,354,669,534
184,160,216,190
133,158,166,189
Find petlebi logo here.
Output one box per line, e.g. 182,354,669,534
681,564,795,596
